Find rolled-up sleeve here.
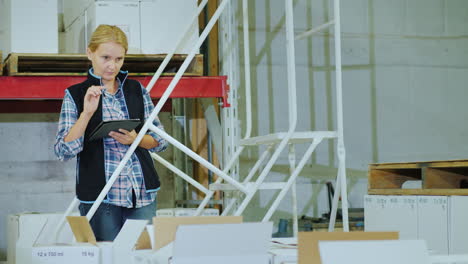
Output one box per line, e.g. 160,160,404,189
54,90,84,161
141,85,168,153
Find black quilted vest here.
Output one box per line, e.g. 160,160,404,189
67,70,160,202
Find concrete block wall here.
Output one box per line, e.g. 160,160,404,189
224,0,468,224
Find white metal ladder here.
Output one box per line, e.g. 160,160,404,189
209,0,349,234
54,0,349,240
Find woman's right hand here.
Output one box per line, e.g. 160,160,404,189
83,85,104,115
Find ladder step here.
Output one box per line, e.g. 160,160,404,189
240,131,338,146
209,182,288,191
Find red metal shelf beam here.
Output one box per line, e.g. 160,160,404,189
0,76,229,113
0,75,229,102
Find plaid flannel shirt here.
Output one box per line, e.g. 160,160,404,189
54,70,167,208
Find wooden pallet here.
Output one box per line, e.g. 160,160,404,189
3,53,203,76
368,159,468,195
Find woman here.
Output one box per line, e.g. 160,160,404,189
54,24,167,241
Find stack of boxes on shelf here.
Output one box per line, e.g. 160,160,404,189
62,0,199,54
0,0,58,61
0,0,199,61
364,160,468,255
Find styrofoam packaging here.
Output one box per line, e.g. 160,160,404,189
0,0,58,60
64,1,141,54
140,0,199,54
417,196,449,255
364,195,418,239
449,196,468,254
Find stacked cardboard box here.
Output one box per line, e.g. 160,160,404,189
0,0,58,60
63,0,199,54
365,195,468,255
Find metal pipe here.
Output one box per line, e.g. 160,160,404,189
150,152,209,194
149,124,249,193
295,20,335,40
262,138,322,222
234,0,298,216
221,144,274,215
53,197,79,242
242,0,253,139
288,144,298,237
331,0,349,232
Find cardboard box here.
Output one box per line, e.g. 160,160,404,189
14,214,150,264
156,208,219,217
31,244,100,264
170,222,272,264
15,215,102,264
65,216,152,264
63,0,140,29
364,195,418,239
417,196,449,254
0,0,58,60
449,196,468,254
64,1,141,54
318,240,429,264
153,216,242,250
133,216,245,263
269,237,297,264
365,195,468,254
298,231,399,264
8,213,77,264
64,0,199,55
140,0,199,54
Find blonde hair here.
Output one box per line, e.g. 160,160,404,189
88,24,128,53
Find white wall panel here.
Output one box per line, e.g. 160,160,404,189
446,0,468,35
405,0,445,36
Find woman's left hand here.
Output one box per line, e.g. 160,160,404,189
109,129,137,145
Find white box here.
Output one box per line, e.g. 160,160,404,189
449,196,468,254
156,208,219,217
0,0,58,60
140,0,199,54
364,195,418,239
63,0,140,29
318,240,430,264
31,245,100,264
7,213,77,264
14,214,149,264
63,0,93,29
64,1,141,54
171,222,272,264
269,237,297,264
63,13,88,54
417,196,449,255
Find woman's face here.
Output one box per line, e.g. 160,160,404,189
87,41,125,83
